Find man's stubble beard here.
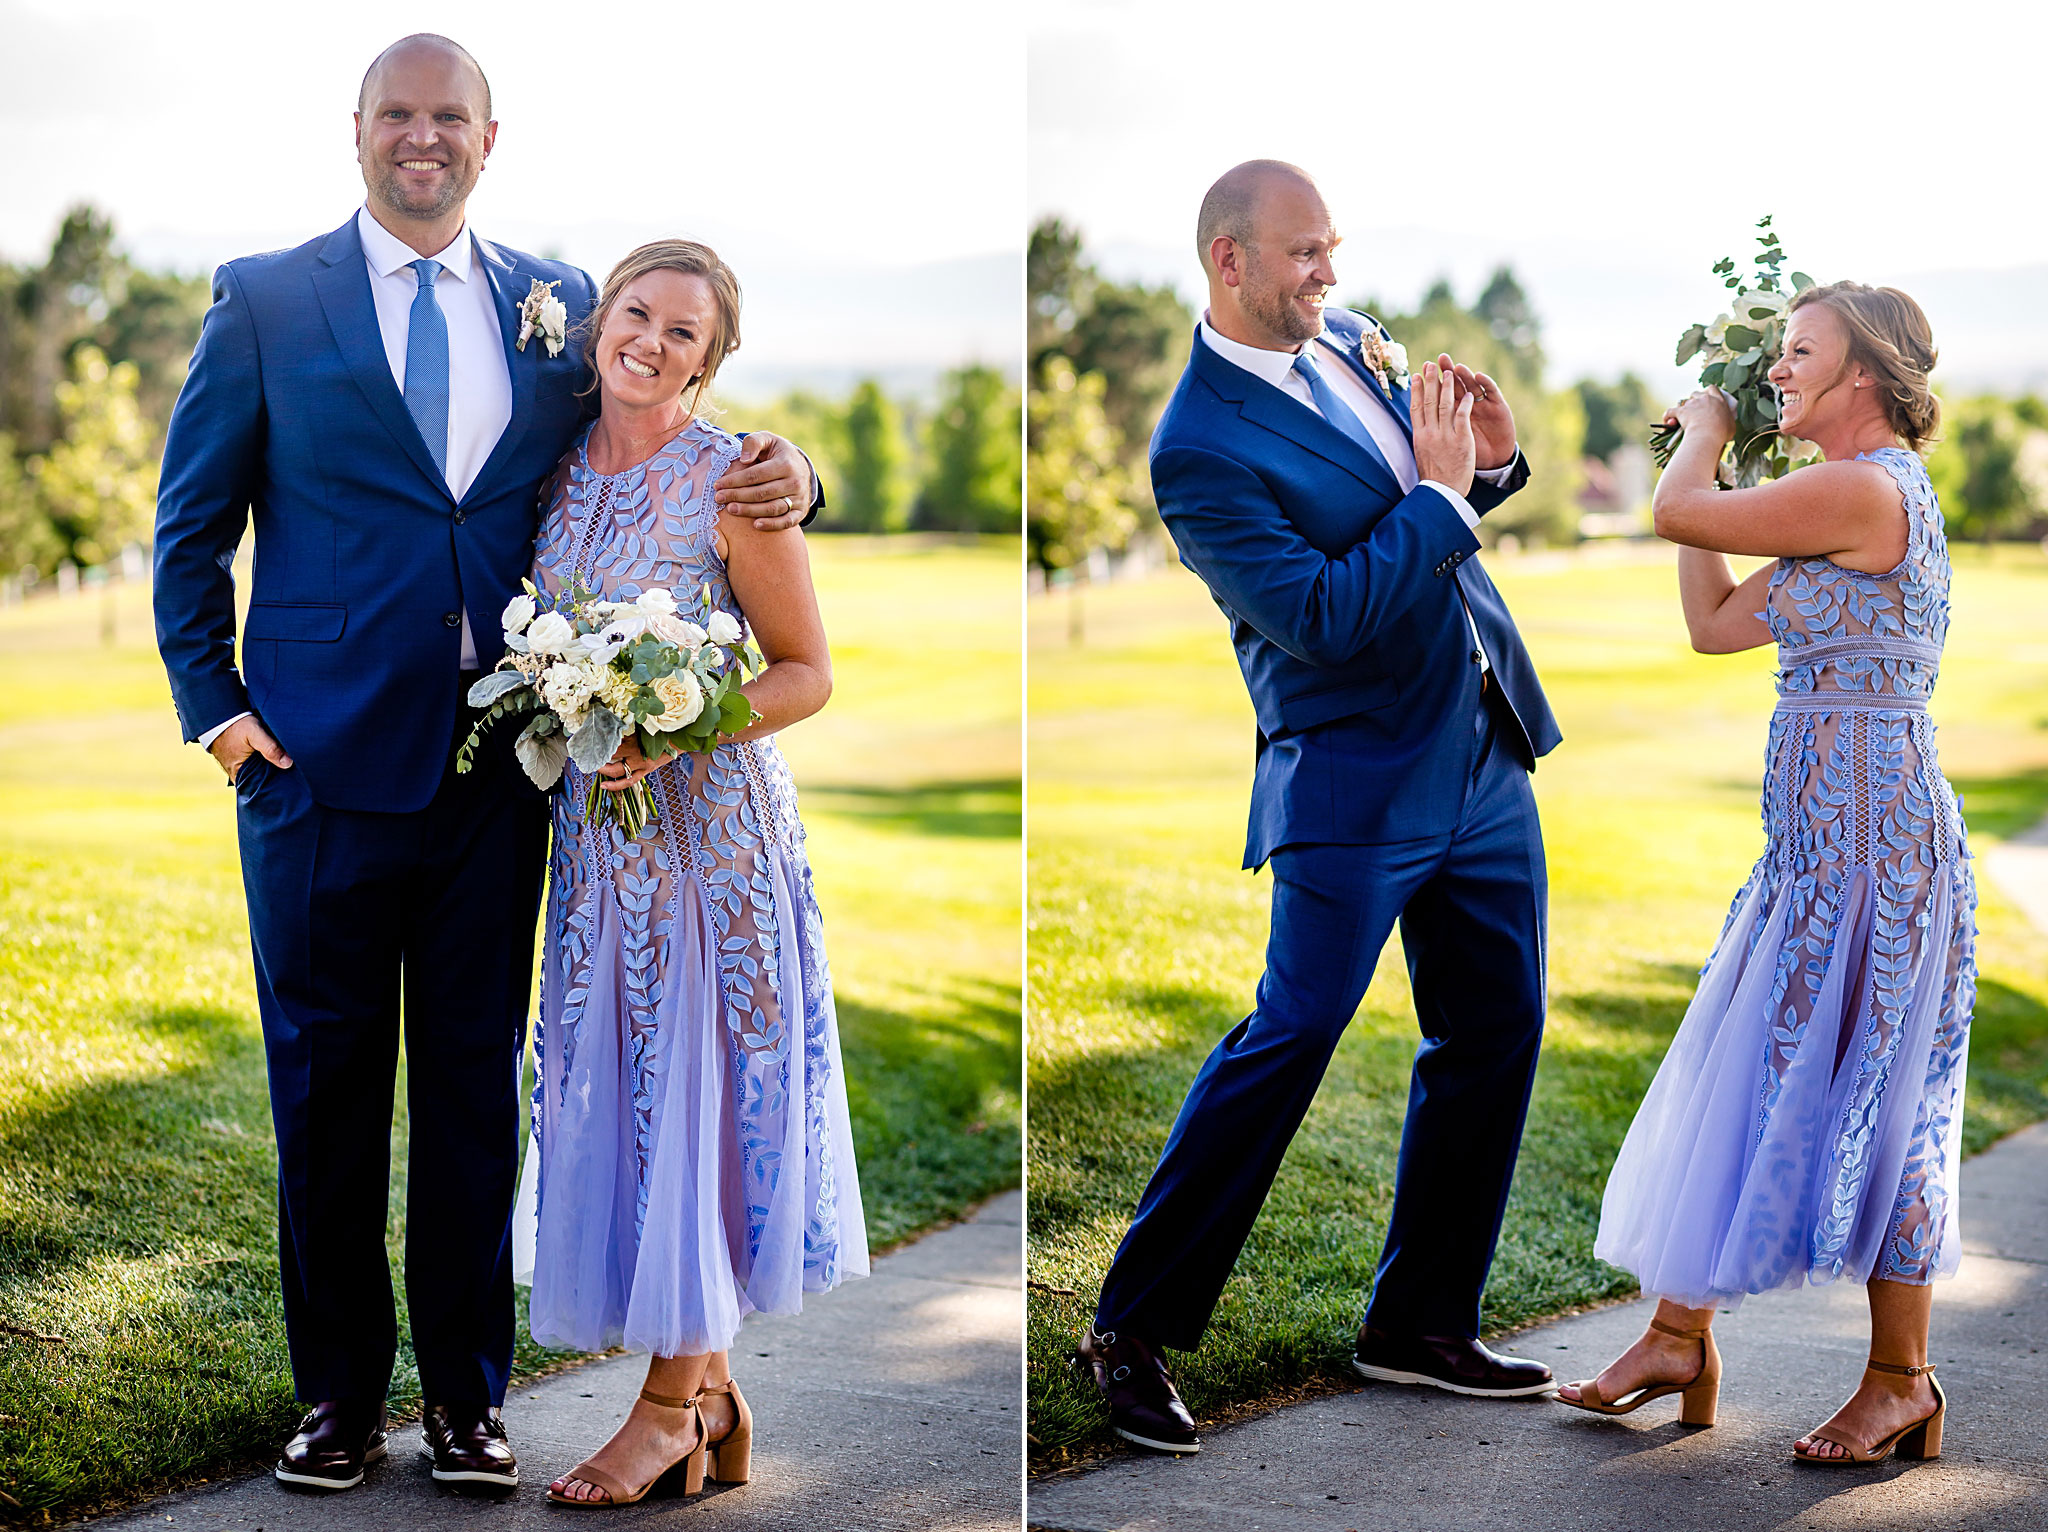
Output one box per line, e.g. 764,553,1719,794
364,159,480,227
1240,248,1323,347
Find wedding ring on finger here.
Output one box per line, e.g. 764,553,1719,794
782,495,794,514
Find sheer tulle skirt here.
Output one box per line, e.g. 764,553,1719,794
513,820,868,1357
1595,851,1973,1309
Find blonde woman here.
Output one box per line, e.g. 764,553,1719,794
1557,284,1974,1468
515,240,867,1506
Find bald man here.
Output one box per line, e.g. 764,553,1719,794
153,33,820,1494
1075,162,1562,1453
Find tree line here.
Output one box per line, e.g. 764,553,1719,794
746,368,1021,536
1025,215,2048,575
0,206,1020,588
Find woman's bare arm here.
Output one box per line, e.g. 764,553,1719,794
1677,548,1776,653
1650,392,1907,571
716,512,831,740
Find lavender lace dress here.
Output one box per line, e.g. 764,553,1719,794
512,419,867,1357
1595,448,1978,1308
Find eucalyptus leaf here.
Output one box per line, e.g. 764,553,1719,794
567,707,627,774
1791,271,1815,292
466,670,530,708
1723,324,1761,352
1724,359,1750,390
514,714,569,790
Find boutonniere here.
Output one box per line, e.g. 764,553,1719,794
1356,328,1410,392
515,278,568,358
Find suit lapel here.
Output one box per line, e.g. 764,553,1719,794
1191,327,1409,501
461,235,536,508
1320,322,1413,445
1234,371,1405,503
310,218,452,499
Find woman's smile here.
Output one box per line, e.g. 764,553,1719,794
619,353,659,379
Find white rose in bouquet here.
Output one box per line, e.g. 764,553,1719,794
648,612,706,649
645,669,705,732
501,593,537,634
705,611,744,646
635,587,678,617
527,611,576,656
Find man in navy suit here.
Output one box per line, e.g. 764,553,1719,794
1076,161,1563,1453
152,34,819,1494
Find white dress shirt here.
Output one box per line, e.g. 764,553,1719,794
1198,315,1510,674
199,209,512,750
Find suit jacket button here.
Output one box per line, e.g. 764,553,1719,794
443,612,461,628
1472,649,1484,665
454,509,467,524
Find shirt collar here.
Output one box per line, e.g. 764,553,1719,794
356,205,475,282
1200,312,1328,389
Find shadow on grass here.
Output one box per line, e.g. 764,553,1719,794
832,976,1022,1251
802,777,1022,839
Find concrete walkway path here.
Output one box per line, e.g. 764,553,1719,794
92,1191,1021,1532
1028,1126,2048,1532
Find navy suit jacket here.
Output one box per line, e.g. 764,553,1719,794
153,216,599,813
1150,309,1562,868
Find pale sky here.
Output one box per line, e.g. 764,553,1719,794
1032,0,2048,394
3,0,1024,395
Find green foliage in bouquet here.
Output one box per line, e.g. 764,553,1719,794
455,579,764,839
1650,216,1822,489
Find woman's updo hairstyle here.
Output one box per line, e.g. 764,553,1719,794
1786,281,1940,454
578,239,743,414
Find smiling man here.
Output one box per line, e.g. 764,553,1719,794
1074,160,1564,1454
151,32,820,1498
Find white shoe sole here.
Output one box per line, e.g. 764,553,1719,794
1350,1359,1557,1398
274,1437,386,1490
419,1444,519,1487
1113,1425,1200,1455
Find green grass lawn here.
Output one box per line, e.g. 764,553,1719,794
0,533,1020,1520
1026,543,2048,1461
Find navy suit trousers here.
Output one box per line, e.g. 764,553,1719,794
1096,691,1548,1348
234,690,548,1406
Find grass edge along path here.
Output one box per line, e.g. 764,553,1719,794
1025,545,2048,1467
0,536,1021,1523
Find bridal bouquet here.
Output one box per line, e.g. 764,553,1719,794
458,581,762,837
1650,215,1821,488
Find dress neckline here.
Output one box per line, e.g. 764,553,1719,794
578,416,708,479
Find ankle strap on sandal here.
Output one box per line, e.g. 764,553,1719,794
696,1379,736,1396
1866,1358,1935,1378
1648,1318,1712,1340
638,1387,703,1409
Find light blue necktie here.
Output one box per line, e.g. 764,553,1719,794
404,258,450,480
1292,350,1395,483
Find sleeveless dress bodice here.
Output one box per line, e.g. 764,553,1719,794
1597,447,1978,1305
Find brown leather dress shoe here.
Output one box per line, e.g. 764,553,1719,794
1075,1324,1200,1454
1352,1325,1556,1398
420,1402,520,1490
274,1400,389,1491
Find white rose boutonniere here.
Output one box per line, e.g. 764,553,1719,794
516,277,568,358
